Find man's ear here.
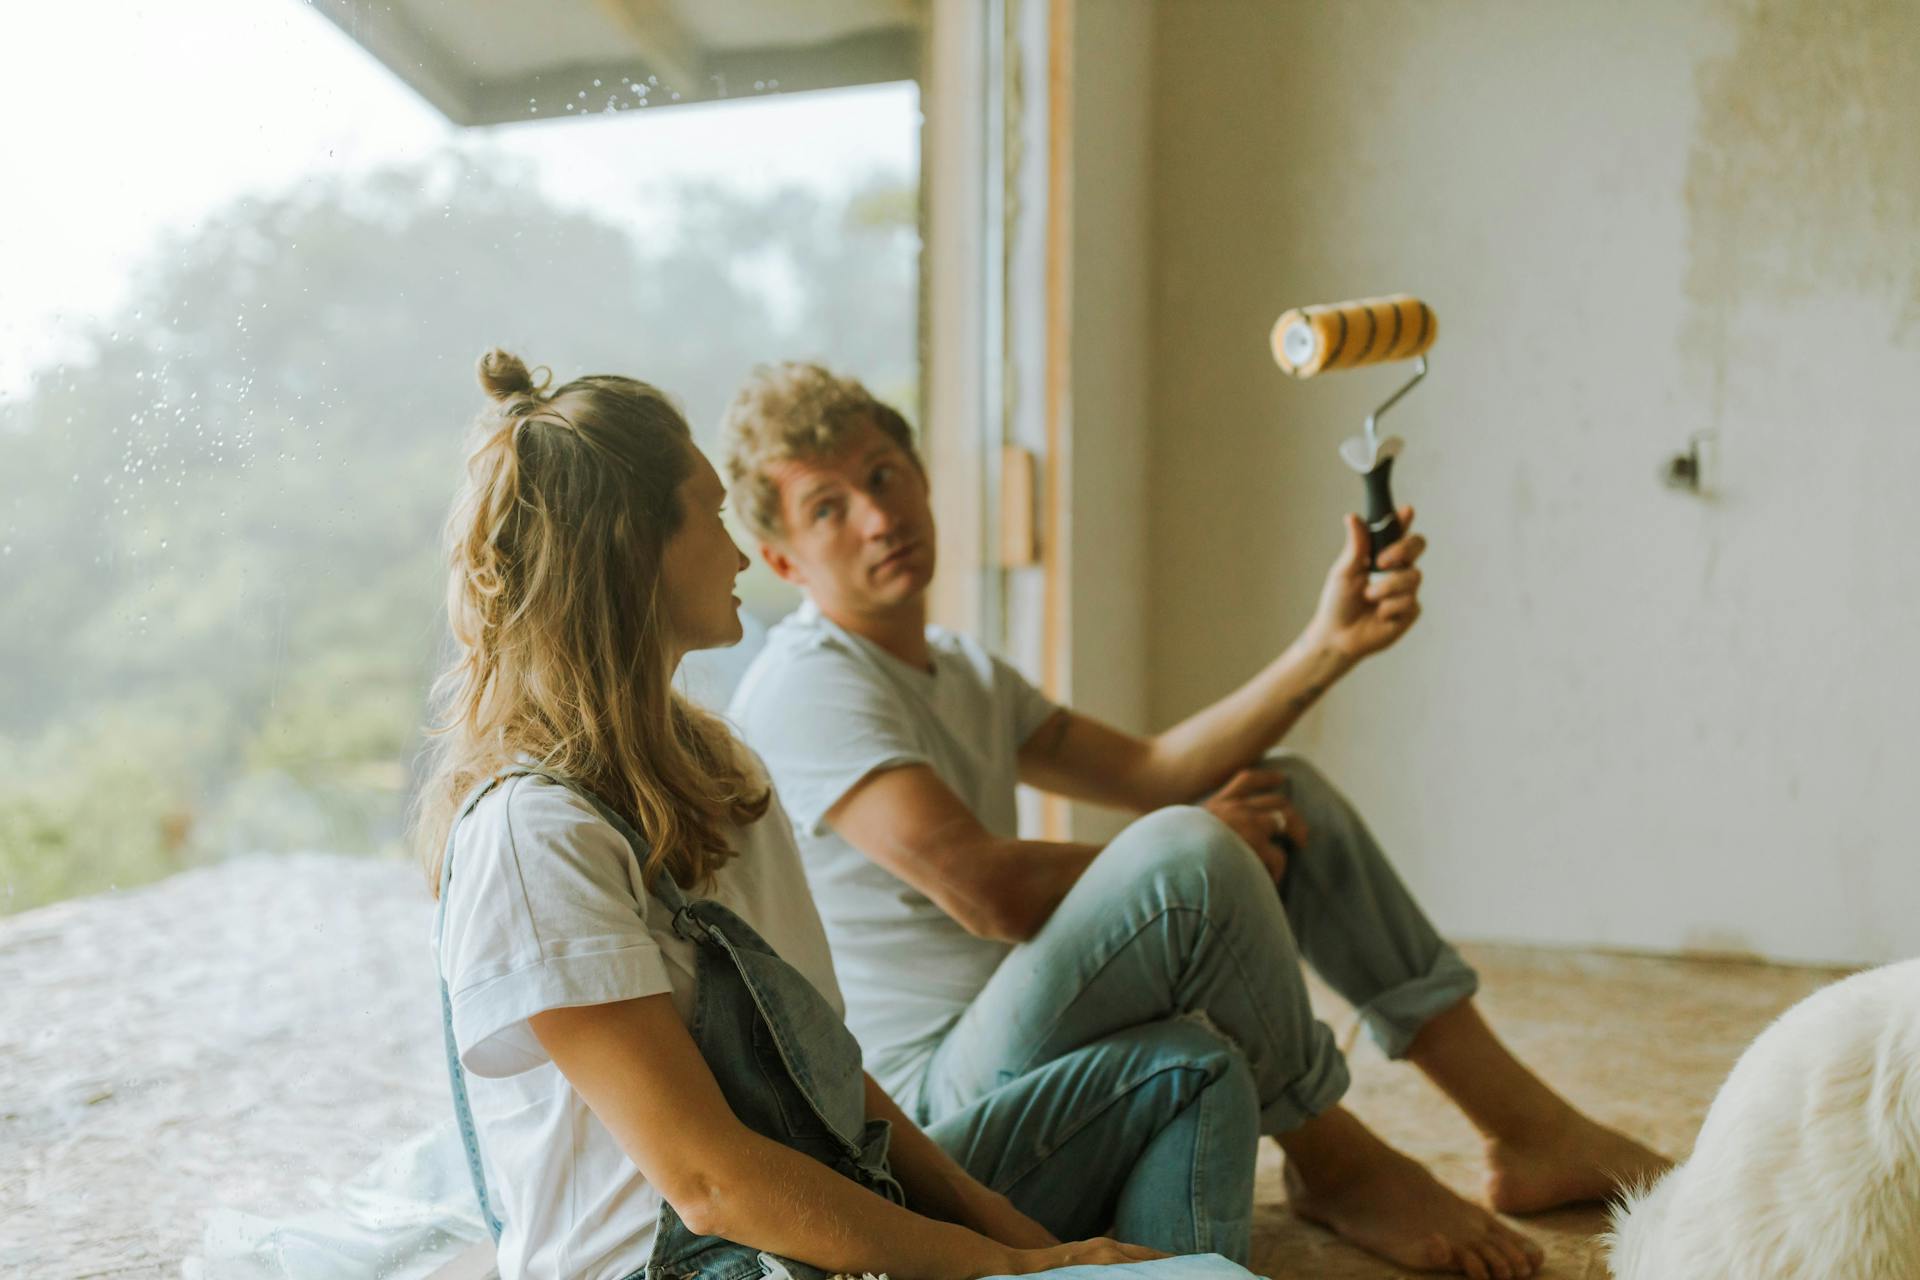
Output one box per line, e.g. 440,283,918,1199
760,540,806,587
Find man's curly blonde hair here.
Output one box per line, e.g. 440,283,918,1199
718,362,923,542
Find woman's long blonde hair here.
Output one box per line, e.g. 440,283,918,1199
412,350,769,897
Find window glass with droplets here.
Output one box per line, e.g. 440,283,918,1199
0,1,921,1273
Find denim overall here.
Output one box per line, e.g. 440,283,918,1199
436,769,905,1280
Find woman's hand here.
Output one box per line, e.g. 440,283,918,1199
1006,1237,1170,1273
964,1190,1059,1249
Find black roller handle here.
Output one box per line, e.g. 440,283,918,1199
1361,456,1403,570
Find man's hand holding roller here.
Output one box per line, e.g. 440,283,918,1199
1183,509,1423,877
1303,504,1426,662
1009,508,1429,824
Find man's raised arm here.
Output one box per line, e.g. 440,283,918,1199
1017,509,1427,811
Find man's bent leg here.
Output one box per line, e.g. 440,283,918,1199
918,806,1348,1139
1266,752,1479,1058
919,807,1547,1275
925,1018,1259,1262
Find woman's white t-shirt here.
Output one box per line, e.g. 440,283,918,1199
435,766,844,1280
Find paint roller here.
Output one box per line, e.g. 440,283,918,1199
1270,294,1436,568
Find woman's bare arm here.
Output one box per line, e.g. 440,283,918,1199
528,994,1159,1280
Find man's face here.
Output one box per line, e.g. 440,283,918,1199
762,419,937,619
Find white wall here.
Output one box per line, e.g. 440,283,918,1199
1142,0,1920,965
1062,0,1156,842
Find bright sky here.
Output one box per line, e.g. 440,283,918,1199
0,0,917,397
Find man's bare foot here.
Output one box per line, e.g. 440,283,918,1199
1283,1133,1543,1277
1485,1112,1673,1215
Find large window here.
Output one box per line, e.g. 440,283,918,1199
0,1,920,916
4,3,933,1272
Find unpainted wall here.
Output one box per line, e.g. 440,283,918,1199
1143,0,1920,964
1062,0,1156,842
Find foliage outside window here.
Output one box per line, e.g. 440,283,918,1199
0,11,919,915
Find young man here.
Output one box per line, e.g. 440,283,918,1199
722,363,1664,1277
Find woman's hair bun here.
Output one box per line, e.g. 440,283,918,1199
477,348,549,403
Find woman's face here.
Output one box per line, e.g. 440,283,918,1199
659,446,750,659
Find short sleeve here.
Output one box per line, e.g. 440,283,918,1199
997,654,1063,747
730,644,931,837
437,776,673,1078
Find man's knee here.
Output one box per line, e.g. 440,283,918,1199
1110,805,1270,901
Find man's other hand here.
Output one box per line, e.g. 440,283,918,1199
1202,767,1306,883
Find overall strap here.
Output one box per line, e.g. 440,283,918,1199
439,981,502,1242
435,769,536,1244
435,766,691,1243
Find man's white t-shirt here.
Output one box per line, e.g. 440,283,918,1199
435,765,842,1280
727,600,1060,1106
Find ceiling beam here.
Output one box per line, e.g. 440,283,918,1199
316,2,921,130
593,0,705,96
704,27,921,104
461,28,921,128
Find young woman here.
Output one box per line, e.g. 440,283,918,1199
415,352,1262,1280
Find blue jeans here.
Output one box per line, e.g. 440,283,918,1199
928,1018,1259,1260
919,753,1478,1185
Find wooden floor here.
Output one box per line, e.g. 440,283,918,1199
1257,946,1849,1278
0,855,1851,1279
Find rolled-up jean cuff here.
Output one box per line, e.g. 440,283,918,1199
1354,945,1480,1060
1256,1034,1351,1136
